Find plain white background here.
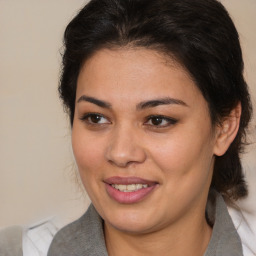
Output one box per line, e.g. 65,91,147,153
0,0,255,227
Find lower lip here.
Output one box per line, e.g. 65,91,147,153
105,183,157,204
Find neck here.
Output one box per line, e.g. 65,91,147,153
104,210,212,256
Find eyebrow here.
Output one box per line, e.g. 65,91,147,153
77,95,112,108
136,97,188,110
77,95,188,110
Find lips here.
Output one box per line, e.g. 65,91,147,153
104,176,158,204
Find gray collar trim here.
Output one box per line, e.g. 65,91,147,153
204,191,243,256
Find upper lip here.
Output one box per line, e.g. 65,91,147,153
104,176,158,186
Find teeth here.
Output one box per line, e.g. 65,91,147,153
111,184,149,192
136,184,142,190
127,184,136,191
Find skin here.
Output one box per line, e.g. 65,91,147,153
72,48,238,256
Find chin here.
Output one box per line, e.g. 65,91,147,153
107,219,154,234
103,207,160,234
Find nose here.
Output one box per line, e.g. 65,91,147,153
105,125,147,168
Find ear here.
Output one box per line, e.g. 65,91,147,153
213,102,241,156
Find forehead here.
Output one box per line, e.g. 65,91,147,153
76,48,203,107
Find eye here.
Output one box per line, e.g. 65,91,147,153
145,115,177,127
79,113,111,125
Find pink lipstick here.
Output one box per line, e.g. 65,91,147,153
104,176,158,204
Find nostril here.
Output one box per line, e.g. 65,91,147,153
105,141,147,167
107,158,137,168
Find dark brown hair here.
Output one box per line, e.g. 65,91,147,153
59,0,252,201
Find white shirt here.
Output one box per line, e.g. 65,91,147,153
22,219,59,256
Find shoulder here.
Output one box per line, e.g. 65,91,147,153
207,191,256,256
0,226,23,256
228,206,256,256
47,213,87,253
23,218,59,256
205,191,244,256
47,204,108,256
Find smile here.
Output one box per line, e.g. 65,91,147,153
104,176,158,204
111,184,149,192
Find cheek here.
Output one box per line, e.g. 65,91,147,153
149,127,215,181
149,132,215,213
72,129,104,177
71,129,107,203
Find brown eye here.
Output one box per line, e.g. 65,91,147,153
90,114,103,123
145,115,177,127
151,117,165,126
79,113,110,124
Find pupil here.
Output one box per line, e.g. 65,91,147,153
152,117,162,125
91,115,101,123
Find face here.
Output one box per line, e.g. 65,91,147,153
72,48,218,234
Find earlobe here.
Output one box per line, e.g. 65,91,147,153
213,102,241,156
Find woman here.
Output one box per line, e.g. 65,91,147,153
48,0,253,255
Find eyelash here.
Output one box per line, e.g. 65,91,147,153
79,113,178,128
79,113,111,125
144,115,178,128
